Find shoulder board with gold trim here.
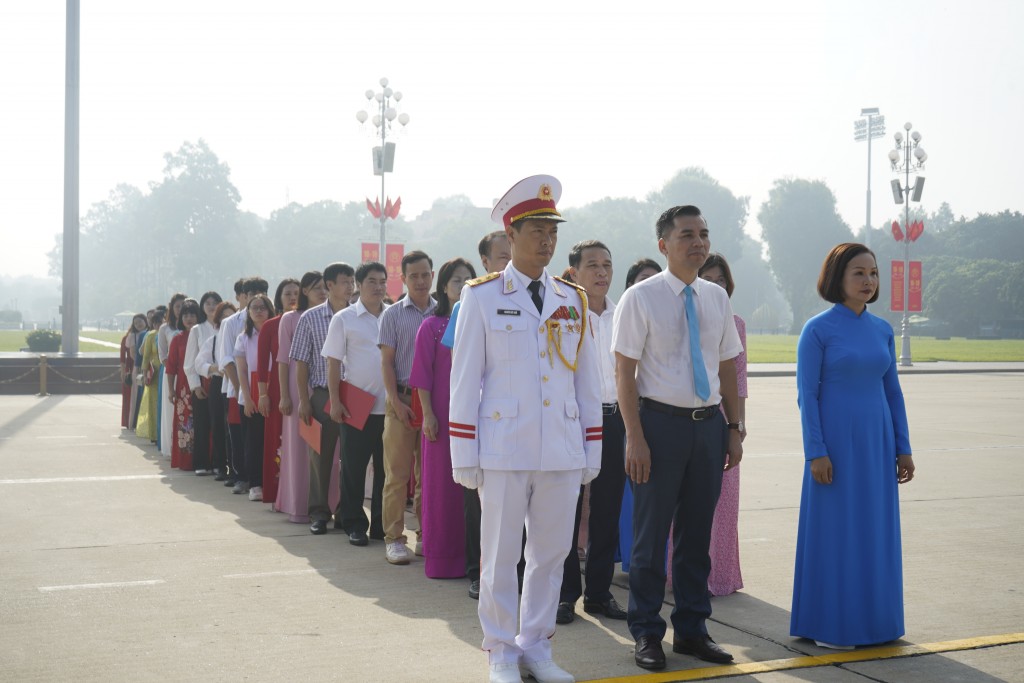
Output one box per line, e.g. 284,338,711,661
552,275,584,292
467,272,501,287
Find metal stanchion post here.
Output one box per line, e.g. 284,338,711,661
38,355,50,397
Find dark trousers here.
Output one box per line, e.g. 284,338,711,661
463,487,481,581
228,411,247,483
308,387,343,522
191,392,211,471
627,406,727,641
243,411,265,488
338,415,385,536
207,377,228,474
562,408,626,603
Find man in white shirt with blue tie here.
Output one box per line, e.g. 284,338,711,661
611,205,743,671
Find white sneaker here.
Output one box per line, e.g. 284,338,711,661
385,541,410,565
248,486,263,502
519,660,574,683
414,540,424,556
489,662,524,683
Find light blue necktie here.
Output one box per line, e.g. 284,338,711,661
684,285,711,401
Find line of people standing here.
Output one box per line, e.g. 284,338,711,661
116,181,913,683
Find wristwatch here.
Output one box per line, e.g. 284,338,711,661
728,421,744,431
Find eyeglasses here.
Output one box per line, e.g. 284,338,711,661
250,304,269,312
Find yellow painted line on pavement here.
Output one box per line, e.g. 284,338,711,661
584,632,1024,682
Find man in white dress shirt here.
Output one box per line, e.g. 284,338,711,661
611,205,743,670
322,261,390,546
450,175,602,683
557,240,627,624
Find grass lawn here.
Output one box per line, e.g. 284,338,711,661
3,329,1023,362
746,334,1024,363
0,330,123,353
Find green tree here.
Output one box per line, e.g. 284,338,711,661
147,139,247,295
934,210,1024,263
758,179,854,332
923,256,1015,335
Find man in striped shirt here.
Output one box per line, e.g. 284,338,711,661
377,250,436,565
290,262,355,535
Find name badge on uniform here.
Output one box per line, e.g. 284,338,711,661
497,309,521,316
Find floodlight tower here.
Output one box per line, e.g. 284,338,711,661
853,107,885,248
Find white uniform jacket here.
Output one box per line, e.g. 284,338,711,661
449,264,603,472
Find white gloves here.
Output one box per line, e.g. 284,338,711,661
453,467,484,490
582,467,601,486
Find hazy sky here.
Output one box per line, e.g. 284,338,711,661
1,0,1022,278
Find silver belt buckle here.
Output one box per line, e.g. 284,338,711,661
692,407,709,421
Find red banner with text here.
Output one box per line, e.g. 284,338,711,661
361,242,405,301
908,260,922,313
891,261,904,312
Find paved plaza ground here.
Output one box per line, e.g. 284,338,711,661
1,370,1021,682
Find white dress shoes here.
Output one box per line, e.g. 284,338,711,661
519,659,575,683
489,662,524,683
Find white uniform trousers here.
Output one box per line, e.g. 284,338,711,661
478,469,581,665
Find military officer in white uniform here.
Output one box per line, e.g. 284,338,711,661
450,175,603,683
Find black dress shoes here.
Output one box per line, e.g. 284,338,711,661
672,635,734,664
348,531,369,546
582,596,627,620
634,635,666,670
468,579,480,600
309,520,328,535
555,601,576,624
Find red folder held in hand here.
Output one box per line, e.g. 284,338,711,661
299,416,321,453
410,389,424,430
325,381,375,431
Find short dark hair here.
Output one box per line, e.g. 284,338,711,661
323,262,355,283
212,301,237,328
177,298,201,332
625,258,662,289
817,243,879,304
655,205,706,240
478,230,507,259
699,252,736,298
297,271,323,311
356,261,387,285
273,278,299,314
233,278,246,295
149,309,165,328
243,277,269,296
244,294,275,337
568,239,611,269
165,293,187,329
401,250,432,274
433,257,477,318
197,291,222,324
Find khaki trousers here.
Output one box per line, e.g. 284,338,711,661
382,394,422,544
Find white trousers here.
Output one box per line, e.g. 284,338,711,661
478,469,581,665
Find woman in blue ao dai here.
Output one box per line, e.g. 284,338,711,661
792,243,916,649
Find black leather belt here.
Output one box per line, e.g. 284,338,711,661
602,402,618,415
395,384,413,397
640,397,719,421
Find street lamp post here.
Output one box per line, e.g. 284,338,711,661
356,78,410,260
888,121,928,367
853,107,885,248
